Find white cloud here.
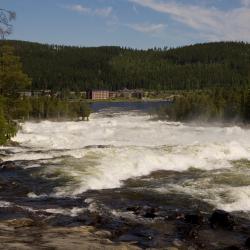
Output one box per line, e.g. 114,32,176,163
68,4,90,13
241,0,250,6
128,23,166,34
66,4,113,18
129,0,250,41
94,7,113,17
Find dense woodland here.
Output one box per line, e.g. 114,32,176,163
0,40,249,91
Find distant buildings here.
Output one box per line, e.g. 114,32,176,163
86,88,145,100
18,88,145,101
86,90,110,100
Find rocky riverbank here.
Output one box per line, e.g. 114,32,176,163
1,159,250,250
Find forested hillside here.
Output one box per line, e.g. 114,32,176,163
1,40,249,91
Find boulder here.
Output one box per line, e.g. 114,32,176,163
143,207,157,219
245,237,250,248
185,212,205,225
0,161,17,170
223,246,241,250
210,210,235,230
6,218,35,228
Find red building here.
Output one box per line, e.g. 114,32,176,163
87,90,109,100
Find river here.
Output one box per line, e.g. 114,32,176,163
1,102,250,248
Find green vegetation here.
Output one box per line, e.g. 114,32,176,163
0,44,30,145
0,44,91,145
1,40,249,91
0,45,31,96
154,88,250,123
0,101,17,144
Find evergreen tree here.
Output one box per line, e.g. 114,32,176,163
0,45,31,96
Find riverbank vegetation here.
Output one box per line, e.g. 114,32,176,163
154,88,250,123
0,44,91,145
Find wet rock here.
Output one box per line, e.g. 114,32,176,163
127,206,141,215
94,230,112,238
172,239,183,247
186,227,199,239
0,161,17,170
185,212,205,225
118,234,142,243
78,211,103,226
6,218,35,228
245,237,250,248
126,206,158,219
187,247,196,250
210,210,235,230
223,246,241,250
175,211,185,220
143,207,157,219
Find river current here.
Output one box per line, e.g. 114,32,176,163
1,105,250,216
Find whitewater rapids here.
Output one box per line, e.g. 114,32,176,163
2,111,250,212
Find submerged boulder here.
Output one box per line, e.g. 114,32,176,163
6,218,35,228
0,161,17,170
245,237,250,248
185,212,205,225
210,210,235,230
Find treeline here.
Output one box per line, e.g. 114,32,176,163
0,96,91,144
155,88,250,123
5,97,91,121
0,40,249,91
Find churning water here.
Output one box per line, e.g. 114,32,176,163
2,109,250,213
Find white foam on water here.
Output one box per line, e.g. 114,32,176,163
0,200,12,208
44,207,85,217
2,112,250,211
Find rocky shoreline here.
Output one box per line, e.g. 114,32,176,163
1,160,250,250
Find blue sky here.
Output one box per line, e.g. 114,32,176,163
1,0,250,48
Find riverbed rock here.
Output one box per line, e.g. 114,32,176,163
245,237,250,248
0,161,17,170
210,210,235,230
185,212,205,225
143,207,157,219
6,218,35,228
0,223,142,250
172,239,183,247
223,246,242,250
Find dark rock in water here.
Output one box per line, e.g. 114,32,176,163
78,211,103,226
127,206,141,215
210,210,235,230
143,208,157,219
185,212,205,225
0,161,17,170
245,237,250,248
175,211,185,220
118,234,142,243
0,158,3,164
126,206,158,218
223,246,241,250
